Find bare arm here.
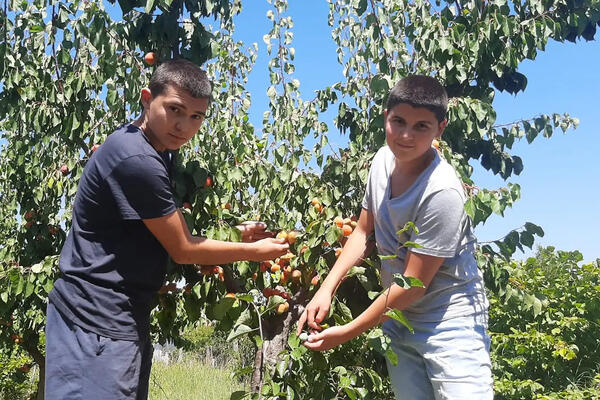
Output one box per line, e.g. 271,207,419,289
143,210,289,265
298,208,375,333
304,251,445,351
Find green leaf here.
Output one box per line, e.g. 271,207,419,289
213,297,235,320
145,0,155,14
29,25,45,33
385,309,414,333
226,323,255,342
392,273,424,289
402,241,423,249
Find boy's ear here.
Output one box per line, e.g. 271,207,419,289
140,88,153,109
437,119,448,138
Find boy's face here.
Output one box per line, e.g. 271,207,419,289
384,103,446,163
140,85,209,151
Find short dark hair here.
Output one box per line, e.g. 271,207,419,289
149,58,212,100
386,75,448,122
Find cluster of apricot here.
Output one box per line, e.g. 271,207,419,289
332,214,358,256
199,265,225,282
255,231,303,314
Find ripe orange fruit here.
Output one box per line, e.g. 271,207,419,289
225,292,236,299
252,272,258,280
213,266,224,275
300,245,309,254
287,230,298,244
280,272,290,284
276,302,290,314
334,216,344,228
270,264,281,273
222,202,232,210
276,231,288,241
432,139,440,150
144,52,156,66
60,164,69,175
313,202,323,213
311,198,320,206
311,275,320,286
342,225,353,236
205,176,213,187
335,248,343,257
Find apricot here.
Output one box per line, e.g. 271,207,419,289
144,52,156,66
276,302,290,314
342,225,353,236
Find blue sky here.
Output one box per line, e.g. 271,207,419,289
229,2,599,263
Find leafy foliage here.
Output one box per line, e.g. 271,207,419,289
490,247,600,398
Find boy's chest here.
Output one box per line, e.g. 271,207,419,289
389,169,421,199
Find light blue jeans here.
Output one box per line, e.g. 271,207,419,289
383,313,493,400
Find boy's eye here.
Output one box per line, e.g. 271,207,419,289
169,106,180,113
192,114,204,120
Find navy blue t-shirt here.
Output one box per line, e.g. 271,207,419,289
49,123,177,340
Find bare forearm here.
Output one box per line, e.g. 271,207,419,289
174,237,254,265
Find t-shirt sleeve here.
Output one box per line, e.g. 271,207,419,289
410,188,465,258
361,165,373,211
105,155,177,220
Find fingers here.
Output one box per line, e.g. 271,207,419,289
303,332,325,351
297,310,307,336
273,238,290,252
306,305,321,331
314,306,329,328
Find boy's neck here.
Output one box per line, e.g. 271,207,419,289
394,148,436,176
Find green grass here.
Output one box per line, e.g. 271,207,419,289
149,357,248,400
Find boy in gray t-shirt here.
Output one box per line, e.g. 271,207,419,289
298,76,493,399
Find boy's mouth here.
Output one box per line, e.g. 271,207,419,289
169,133,187,141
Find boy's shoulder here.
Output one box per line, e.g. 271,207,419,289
425,154,466,200
102,123,152,155
90,123,168,179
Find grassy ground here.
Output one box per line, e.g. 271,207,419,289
149,356,248,400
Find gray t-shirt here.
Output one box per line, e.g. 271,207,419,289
362,146,488,323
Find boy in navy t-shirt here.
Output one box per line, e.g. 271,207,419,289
45,59,289,399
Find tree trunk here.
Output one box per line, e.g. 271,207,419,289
251,288,306,394
21,338,45,400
